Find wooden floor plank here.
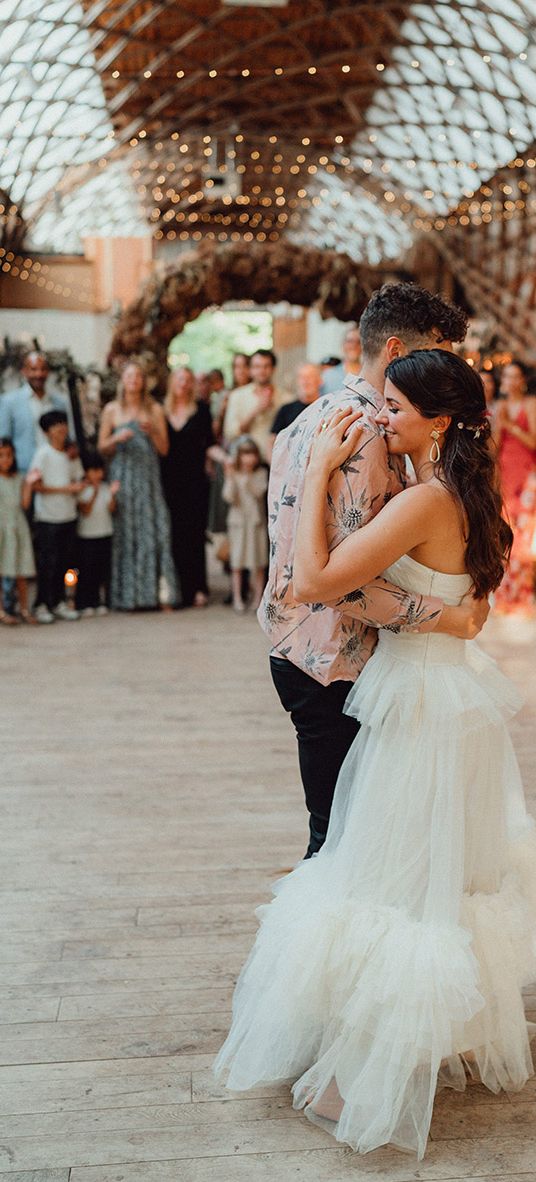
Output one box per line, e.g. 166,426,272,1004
1,606,535,1178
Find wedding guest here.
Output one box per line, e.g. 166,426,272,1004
161,366,213,608
231,352,250,390
209,368,230,444
320,355,341,377
224,349,288,462
76,452,119,617
216,357,249,538
493,359,536,613
478,367,499,408
98,359,176,611
0,351,74,473
30,410,85,624
223,437,268,613
196,372,212,405
209,368,227,409
0,351,74,615
269,362,321,456
0,438,36,625
320,324,361,394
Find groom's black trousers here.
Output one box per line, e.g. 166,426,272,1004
270,656,360,859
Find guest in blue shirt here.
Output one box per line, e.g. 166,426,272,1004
0,351,73,612
320,324,361,395
0,352,73,474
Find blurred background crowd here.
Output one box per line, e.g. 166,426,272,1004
0,323,535,627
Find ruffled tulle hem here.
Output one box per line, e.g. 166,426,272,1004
214,832,536,1158
343,641,522,736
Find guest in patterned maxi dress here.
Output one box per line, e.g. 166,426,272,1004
98,360,176,611
494,360,536,614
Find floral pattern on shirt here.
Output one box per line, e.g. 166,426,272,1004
258,375,442,686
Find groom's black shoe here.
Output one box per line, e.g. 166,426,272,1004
304,817,328,859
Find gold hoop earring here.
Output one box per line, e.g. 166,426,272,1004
429,429,441,464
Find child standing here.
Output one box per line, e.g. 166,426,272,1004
76,452,119,616
223,436,268,613
0,437,36,625
30,410,85,624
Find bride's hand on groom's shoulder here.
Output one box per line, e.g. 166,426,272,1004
308,407,364,475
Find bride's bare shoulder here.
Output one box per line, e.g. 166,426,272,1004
396,481,450,509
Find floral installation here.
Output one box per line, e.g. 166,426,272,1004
109,240,378,365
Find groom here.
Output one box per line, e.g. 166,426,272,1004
259,282,490,858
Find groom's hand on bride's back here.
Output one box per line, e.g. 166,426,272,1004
433,593,490,640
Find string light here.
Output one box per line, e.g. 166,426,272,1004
0,248,93,303
6,66,536,257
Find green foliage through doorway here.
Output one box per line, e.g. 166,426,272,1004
168,308,272,385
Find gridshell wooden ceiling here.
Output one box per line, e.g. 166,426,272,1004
0,0,535,272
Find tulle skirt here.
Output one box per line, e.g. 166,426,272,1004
214,637,536,1158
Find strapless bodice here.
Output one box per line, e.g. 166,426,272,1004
379,554,472,666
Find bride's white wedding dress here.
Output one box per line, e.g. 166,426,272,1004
214,555,536,1158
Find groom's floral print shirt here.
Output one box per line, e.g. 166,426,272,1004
258,374,443,686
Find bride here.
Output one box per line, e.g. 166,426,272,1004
214,349,536,1158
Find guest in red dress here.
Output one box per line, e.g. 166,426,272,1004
494,361,536,614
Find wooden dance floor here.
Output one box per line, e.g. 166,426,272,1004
1,599,536,1180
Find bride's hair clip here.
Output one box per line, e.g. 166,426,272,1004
456,417,490,441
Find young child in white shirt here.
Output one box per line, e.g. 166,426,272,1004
29,410,85,623
76,451,119,616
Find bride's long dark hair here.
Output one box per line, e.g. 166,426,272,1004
385,349,513,597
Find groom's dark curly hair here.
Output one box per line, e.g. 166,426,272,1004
359,282,468,358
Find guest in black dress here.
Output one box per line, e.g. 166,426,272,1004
161,367,213,608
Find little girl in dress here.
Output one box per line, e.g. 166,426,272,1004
223,436,268,613
0,438,36,624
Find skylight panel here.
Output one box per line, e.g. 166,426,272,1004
2,0,22,19
1,22,29,58
19,136,48,168
410,47,446,84
27,160,148,252
489,13,527,51
346,0,536,235
0,0,147,249
0,103,24,134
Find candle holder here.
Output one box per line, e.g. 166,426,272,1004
64,568,79,606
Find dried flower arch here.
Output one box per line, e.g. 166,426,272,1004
109,241,379,364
